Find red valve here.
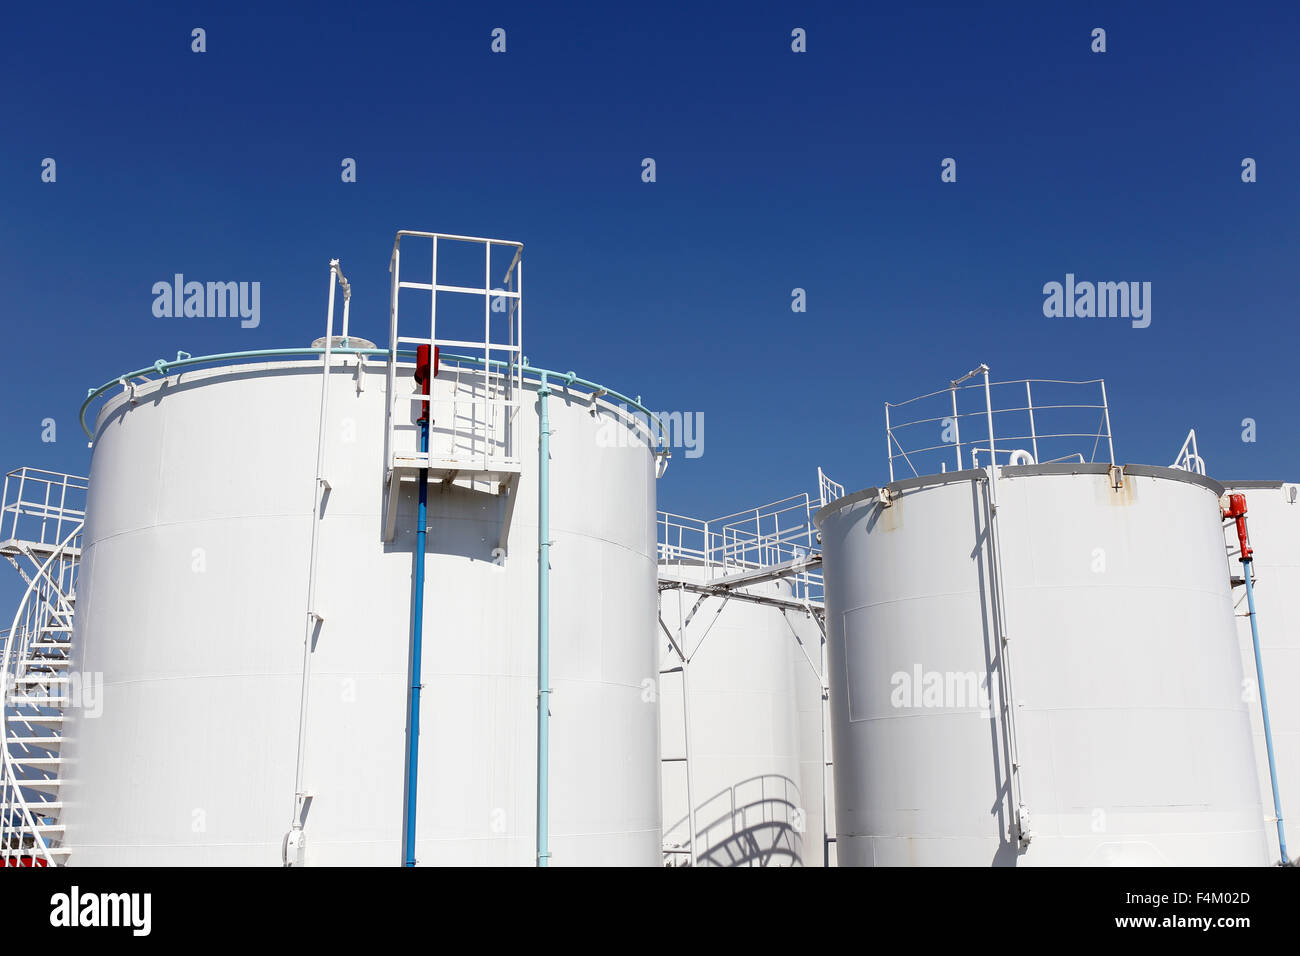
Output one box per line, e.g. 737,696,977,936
413,345,439,421
414,345,439,391
1222,493,1252,561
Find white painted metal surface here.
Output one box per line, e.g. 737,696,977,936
1221,480,1300,865
60,356,661,865
817,465,1269,866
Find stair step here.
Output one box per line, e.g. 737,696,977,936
5,736,62,747
4,715,65,727
5,697,69,707
14,676,70,685
26,659,71,667
10,757,63,768
14,779,64,792
9,823,64,835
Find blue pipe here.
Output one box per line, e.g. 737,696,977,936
536,373,552,867
1242,557,1290,863
403,414,429,866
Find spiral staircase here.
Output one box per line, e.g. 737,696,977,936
0,468,86,866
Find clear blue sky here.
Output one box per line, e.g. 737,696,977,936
2,0,1296,594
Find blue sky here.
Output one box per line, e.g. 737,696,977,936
2,0,1297,598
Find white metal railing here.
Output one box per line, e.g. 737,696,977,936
657,493,823,602
1,469,88,551
884,365,1116,482
817,467,844,508
1170,428,1207,476
384,231,524,478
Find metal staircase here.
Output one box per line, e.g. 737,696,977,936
1,467,86,866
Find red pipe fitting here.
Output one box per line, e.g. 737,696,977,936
1222,493,1252,561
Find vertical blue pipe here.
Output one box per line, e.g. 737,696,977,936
403,415,429,867
537,374,551,867
1243,558,1290,863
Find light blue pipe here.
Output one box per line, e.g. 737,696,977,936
403,414,429,867
80,348,667,450
1243,558,1290,863
536,372,552,867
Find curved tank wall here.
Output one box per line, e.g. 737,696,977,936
656,565,827,866
1221,480,1300,865
795,617,837,868
816,464,1269,867
60,356,661,865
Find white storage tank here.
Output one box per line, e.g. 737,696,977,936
1220,480,1300,865
656,563,828,866
60,351,662,865
816,463,1270,866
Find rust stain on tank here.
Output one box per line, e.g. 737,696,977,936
873,496,902,533
1099,470,1139,507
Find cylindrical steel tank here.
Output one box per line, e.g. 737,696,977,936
61,355,661,865
816,463,1269,866
1221,480,1300,865
656,566,827,866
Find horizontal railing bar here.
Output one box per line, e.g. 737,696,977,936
394,230,523,248
80,347,667,446
886,378,1105,409
395,281,521,298
889,404,1106,430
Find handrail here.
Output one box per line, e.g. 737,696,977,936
80,347,668,450
1,468,88,550
657,492,824,603
886,377,1108,409
1170,428,1207,476
885,367,1115,481
817,467,844,508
